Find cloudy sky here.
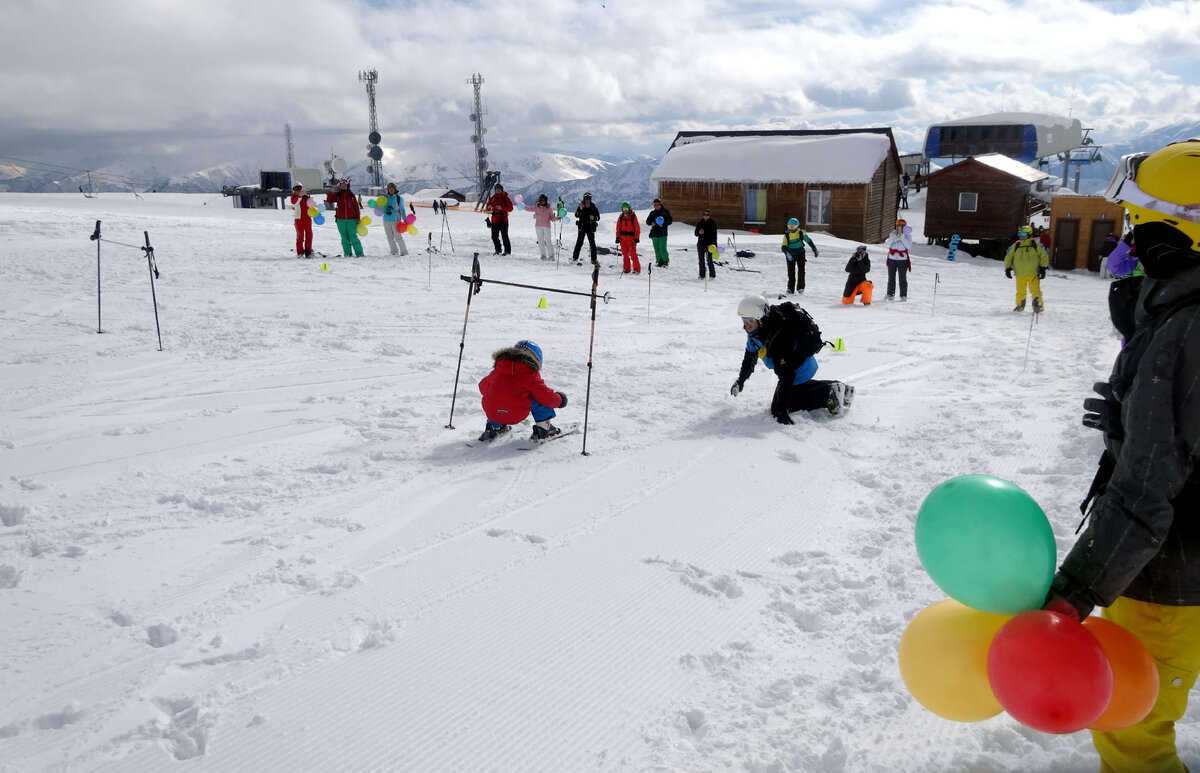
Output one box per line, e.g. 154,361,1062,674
2,0,1198,177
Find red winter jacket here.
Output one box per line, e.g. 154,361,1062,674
486,191,514,224
326,189,361,221
478,346,563,424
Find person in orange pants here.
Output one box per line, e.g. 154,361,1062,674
614,202,641,274
841,246,873,305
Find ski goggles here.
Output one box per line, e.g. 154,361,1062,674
1104,152,1200,226
740,316,760,326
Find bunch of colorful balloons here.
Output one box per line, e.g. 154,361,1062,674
899,475,1157,734
368,195,419,236
311,203,327,226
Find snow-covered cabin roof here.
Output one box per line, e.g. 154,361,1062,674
651,134,892,185
963,153,1050,183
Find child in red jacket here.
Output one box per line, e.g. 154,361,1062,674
478,340,568,441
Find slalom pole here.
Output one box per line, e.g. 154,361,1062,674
931,272,941,317
443,208,455,255
142,231,163,352
446,253,483,429
581,263,600,456
90,220,102,333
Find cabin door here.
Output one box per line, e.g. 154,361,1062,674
1087,220,1116,272
1052,219,1079,270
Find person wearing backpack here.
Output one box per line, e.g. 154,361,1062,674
1042,140,1200,773
729,294,854,423
1003,224,1050,312
781,218,818,294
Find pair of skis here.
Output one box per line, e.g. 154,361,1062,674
466,422,581,450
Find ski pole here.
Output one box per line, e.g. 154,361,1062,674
646,261,652,321
142,231,163,352
446,253,483,429
427,233,433,288
932,272,940,317
90,220,102,333
581,263,600,456
1022,305,1037,371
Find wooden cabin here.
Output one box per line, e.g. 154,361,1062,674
1046,194,1126,271
649,129,902,243
924,154,1049,255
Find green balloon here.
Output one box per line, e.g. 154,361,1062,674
915,475,1056,615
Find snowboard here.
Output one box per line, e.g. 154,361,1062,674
517,422,581,450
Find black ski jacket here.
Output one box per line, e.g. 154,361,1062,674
1053,262,1200,616
646,206,673,238
575,202,600,234
695,217,718,247
843,255,871,296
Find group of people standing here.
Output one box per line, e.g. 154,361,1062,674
288,178,411,258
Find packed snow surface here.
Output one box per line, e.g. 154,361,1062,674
2,190,1196,772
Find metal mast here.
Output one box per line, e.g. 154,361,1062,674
359,68,383,188
284,123,295,168
468,73,490,198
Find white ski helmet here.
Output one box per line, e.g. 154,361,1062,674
737,294,770,321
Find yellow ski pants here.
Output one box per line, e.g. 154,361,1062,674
1015,274,1043,306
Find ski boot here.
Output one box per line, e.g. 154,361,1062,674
826,382,847,416
478,423,511,442
531,420,561,441
1032,297,1044,314
842,383,856,408
1014,301,1026,312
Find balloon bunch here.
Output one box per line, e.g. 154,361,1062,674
899,475,1157,734
366,196,419,236
707,244,725,256
312,202,328,226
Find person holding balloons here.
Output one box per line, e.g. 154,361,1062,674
1044,140,1200,773
382,183,409,257
289,184,314,258
884,218,913,301
326,178,364,257
694,209,718,280
646,198,673,268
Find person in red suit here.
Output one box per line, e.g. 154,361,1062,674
477,340,567,442
614,202,641,274
485,184,514,255
289,184,314,257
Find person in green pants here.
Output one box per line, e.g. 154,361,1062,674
325,178,364,257
646,198,673,267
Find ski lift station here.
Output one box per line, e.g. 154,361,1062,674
922,112,1089,164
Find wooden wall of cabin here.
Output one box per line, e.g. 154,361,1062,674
925,166,1029,241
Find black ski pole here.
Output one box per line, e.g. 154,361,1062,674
446,253,483,429
932,272,941,317
444,208,455,255
142,231,163,351
427,233,433,288
581,263,600,456
90,220,102,333
646,261,652,321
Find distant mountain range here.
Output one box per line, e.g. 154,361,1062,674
1036,119,1200,195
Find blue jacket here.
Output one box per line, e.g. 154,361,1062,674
743,331,818,385
383,193,407,224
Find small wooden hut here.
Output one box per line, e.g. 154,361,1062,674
923,154,1049,256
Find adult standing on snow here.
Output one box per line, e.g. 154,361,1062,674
572,192,600,265
326,178,364,257
694,209,718,279
525,194,560,261
780,217,818,294
382,182,409,257
730,294,852,423
1003,224,1050,312
1042,140,1200,773
289,184,314,258
885,219,913,301
478,340,568,443
485,183,513,255
614,202,642,274
646,198,674,268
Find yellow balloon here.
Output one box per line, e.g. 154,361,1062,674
899,599,1010,722
360,215,372,226
407,225,418,235
375,196,387,208
357,224,368,237
307,206,318,217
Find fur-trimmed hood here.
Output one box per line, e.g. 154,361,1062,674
492,346,541,372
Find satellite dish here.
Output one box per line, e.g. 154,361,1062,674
469,113,478,122
470,135,478,144
332,157,347,174
477,147,488,158
368,145,383,161
369,131,381,145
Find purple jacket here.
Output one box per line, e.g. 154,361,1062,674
1107,242,1138,277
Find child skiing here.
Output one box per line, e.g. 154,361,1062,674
614,202,641,274
478,340,568,442
1004,225,1050,312
781,218,818,294
842,246,873,305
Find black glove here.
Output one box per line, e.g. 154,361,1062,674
1005,267,1013,279
1082,382,1115,433
730,380,743,396
556,391,568,408
635,238,639,243
774,412,795,425
1038,266,1047,279
615,240,620,245
813,250,819,258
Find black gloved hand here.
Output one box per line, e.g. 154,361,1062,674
1038,266,1047,279
556,391,568,408
774,412,795,425
1005,267,1013,279
615,239,620,245
1082,382,1115,432
813,250,819,258
635,238,639,243
730,380,743,397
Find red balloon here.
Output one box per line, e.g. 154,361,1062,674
395,222,405,233
987,610,1113,733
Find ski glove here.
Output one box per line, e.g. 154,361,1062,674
556,391,568,408
1082,382,1116,434
774,412,795,425
1038,266,1047,279
1005,267,1014,279
813,250,819,258
730,380,743,397
1042,593,1082,623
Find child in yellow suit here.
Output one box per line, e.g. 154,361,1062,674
1003,225,1050,312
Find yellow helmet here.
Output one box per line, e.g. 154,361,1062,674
1105,140,1200,251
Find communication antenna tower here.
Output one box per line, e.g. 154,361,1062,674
284,123,295,168
359,68,383,188
467,73,491,200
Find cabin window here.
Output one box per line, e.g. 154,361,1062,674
743,188,767,223
806,190,832,226
959,192,978,212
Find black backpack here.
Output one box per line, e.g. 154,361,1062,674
776,301,829,360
